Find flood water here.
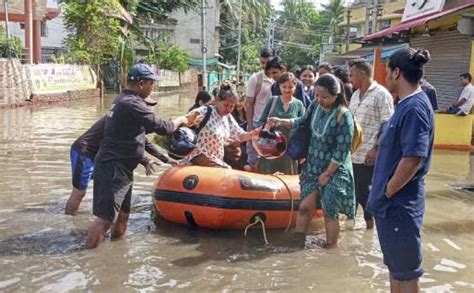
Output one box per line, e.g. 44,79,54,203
0,91,473,292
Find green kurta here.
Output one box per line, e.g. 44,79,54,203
257,96,305,175
294,104,356,220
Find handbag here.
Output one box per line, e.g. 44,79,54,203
287,102,317,160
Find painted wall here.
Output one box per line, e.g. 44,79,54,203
434,114,473,150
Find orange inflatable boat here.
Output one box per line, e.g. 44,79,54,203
152,166,322,230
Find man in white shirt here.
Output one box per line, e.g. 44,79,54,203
244,48,274,170
349,59,394,229
446,73,474,116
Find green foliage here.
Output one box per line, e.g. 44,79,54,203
219,0,271,72
0,26,23,58
122,0,199,22
275,0,321,69
0,36,23,59
321,0,345,44
60,0,122,67
149,37,189,72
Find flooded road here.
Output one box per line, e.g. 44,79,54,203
0,92,473,292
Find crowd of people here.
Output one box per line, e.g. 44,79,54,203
64,45,474,291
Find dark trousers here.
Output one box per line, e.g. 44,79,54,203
353,163,374,220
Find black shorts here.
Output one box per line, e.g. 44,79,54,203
93,160,133,222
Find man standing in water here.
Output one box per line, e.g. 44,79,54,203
86,63,191,249
348,59,393,229
65,101,176,215
368,48,434,292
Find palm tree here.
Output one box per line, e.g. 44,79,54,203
321,0,345,44
218,0,271,69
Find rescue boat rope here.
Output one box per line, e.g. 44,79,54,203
244,216,269,245
271,173,295,233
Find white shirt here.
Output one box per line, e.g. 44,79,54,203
458,84,474,114
245,71,273,122
349,81,394,164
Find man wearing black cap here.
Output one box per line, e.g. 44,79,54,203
85,63,192,249
65,98,176,216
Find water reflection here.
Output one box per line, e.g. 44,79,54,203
0,92,473,291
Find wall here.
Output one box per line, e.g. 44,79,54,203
434,114,473,150
0,59,98,108
155,68,199,90
27,64,97,95
0,59,31,107
170,0,219,59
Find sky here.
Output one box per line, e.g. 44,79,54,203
270,0,331,11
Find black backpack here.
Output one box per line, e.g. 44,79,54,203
190,105,213,135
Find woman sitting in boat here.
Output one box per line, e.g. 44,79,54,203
268,74,355,248
256,72,305,175
184,84,259,168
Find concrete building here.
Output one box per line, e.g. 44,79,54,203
169,0,220,63
0,0,61,63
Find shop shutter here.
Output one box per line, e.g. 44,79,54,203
410,31,471,108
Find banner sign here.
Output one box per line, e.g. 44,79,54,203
28,64,97,95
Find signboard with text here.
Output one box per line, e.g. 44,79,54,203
402,0,446,22
28,64,97,95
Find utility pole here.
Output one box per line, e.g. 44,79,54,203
236,0,242,89
200,0,207,90
373,0,379,33
3,0,10,39
365,0,373,35
345,6,351,53
266,14,275,51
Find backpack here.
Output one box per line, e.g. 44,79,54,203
337,107,363,154
190,105,213,135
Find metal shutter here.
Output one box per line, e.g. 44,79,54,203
410,31,471,108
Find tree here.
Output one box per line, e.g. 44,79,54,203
219,0,271,72
321,0,345,44
60,0,124,76
275,0,321,69
149,36,190,73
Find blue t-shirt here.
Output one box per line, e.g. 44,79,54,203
367,90,434,218
271,79,311,108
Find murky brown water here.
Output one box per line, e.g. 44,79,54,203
0,92,473,292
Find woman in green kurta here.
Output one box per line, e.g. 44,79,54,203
257,73,305,175
268,74,355,247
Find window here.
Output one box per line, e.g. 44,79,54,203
381,19,391,29
20,23,25,29
190,38,200,44
41,21,48,37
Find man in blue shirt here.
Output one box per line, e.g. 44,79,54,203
367,48,434,292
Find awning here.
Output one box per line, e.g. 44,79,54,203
365,44,408,61
342,43,407,59
363,3,474,41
